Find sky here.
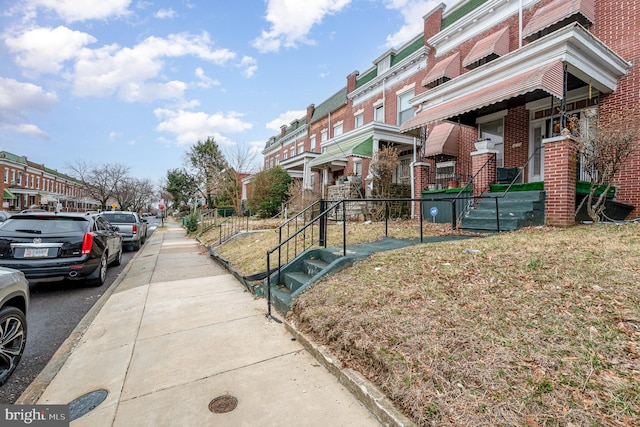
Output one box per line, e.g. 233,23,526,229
0,0,458,186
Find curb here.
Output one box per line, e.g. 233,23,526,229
284,320,417,427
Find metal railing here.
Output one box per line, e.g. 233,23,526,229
216,215,250,246
265,197,439,318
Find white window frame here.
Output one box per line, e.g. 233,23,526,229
374,104,384,122
310,135,317,151
397,88,415,126
333,122,343,137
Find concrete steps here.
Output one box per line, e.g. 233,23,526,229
460,190,545,232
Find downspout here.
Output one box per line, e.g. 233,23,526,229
410,136,417,218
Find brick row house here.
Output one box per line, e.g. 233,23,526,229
259,0,639,226
0,151,99,212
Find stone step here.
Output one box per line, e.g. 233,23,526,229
283,271,313,293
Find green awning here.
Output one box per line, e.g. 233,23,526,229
309,136,373,168
39,192,58,202
3,189,16,200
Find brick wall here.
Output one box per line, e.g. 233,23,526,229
543,136,577,227
592,0,640,217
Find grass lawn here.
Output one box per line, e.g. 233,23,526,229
201,220,640,426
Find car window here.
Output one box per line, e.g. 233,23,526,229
0,217,89,233
102,213,135,223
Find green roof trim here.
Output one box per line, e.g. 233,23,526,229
352,136,373,157
442,0,490,29
309,136,373,168
354,69,378,90
3,189,16,200
390,37,424,67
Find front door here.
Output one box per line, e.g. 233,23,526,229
529,121,546,182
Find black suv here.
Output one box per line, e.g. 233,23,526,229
0,212,123,287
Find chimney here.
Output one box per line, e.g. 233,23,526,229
347,70,360,93
306,104,315,123
280,125,287,137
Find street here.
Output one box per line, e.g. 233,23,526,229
0,219,159,403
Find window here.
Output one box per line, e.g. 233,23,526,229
310,135,317,151
290,147,295,158
11,171,15,184
479,119,504,167
321,130,328,142
398,90,414,125
36,177,40,189
275,155,280,165
333,122,343,137
17,172,22,185
354,113,364,128
374,105,384,122
3,169,7,184
298,143,304,155
353,159,362,176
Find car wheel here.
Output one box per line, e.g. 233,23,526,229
111,247,122,266
132,240,141,251
87,253,107,287
0,306,27,386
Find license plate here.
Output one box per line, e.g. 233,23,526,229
24,248,49,258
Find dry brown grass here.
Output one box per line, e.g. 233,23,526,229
288,223,640,426
203,217,639,426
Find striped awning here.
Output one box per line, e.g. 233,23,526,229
463,27,510,69
401,60,564,133
423,122,460,158
309,136,373,168
3,189,16,200
422,53,460,88
523,0,595,41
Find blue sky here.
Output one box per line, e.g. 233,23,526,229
0,0,456,185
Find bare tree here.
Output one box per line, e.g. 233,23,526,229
573,107,640,222
224,143,258,174
113,177,155,212
369,147,400,197
67,161,130,210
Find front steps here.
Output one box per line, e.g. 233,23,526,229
267,248,354,314
460,190,545,232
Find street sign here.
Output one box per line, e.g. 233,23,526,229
111,203,117,209
158,204,165,210
430,206,438,223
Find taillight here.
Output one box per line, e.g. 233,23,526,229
132,224,137,234
82,232,94,254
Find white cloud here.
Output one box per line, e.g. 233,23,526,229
5,26,96,74
252,0,352,53
155,8,176,19
0,77,57,111
72,32,236,101
384,0,455,47
194,67,220,88
154,108,253,145
25,0,132,23
237,56,258,78
0,123,49,139
0,78,56,139
265,110,306,132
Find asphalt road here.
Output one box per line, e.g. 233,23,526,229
0,220,159,404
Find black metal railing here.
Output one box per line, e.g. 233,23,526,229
215,215,250,246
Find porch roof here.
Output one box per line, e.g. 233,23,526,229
423,122,460,157
401,60,564,132
3,189,16,200
309,136,373,168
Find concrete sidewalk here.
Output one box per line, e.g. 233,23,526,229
17,220,387,426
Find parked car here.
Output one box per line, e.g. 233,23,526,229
0,266,29,385
0,212,10,222
100,212,147,251
0,212,123,287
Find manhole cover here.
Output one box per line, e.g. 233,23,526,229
69,389,108,421
209,395,238,413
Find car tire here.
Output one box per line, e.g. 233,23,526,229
111,247,122,266
0,306,27,386
87,253,107,287
132,240,141,251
